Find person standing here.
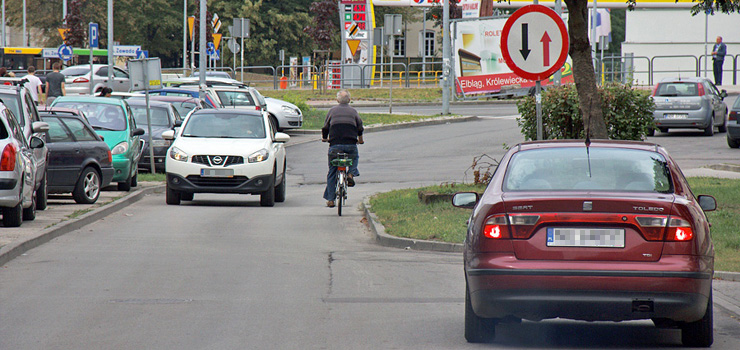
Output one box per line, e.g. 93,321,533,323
45,62,66,105
321,90,364,208
712,36,727,86
24,66,43,105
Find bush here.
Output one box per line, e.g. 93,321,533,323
516,83,655,141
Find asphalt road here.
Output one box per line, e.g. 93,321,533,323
1,118,740,349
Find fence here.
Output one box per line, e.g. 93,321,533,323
598,54,738,86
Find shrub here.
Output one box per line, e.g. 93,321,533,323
516,83,655,141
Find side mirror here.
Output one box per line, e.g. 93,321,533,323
132,128,145,137
32,121,50,133
161,130,175,140
720,90,728,99
698,195,717,212
452,192,479,209
174,120,182,127
274,132,290,143
29,135,45,149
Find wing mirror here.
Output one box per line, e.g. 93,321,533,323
32,121,50,133
161,130,175,140
274,132,290,143
720,90,728,99
132,128,145,136
452,192,480,209
174,120,182,127
698,195,717,211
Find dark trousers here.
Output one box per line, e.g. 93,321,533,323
323,144,359,201
713,59,724,86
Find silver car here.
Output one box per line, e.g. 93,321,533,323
651,77,728,136
61,64,131,95
0,103,44,227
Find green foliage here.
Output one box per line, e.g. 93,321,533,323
516,83,655,141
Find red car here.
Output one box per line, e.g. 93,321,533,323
454,140,717,347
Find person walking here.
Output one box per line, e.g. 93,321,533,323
45,62,66,105
24,66,43,105
321,90,364,208
712,36,727,86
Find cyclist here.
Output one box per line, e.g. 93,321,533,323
322,90,364,208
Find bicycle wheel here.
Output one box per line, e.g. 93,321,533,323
336,171,345,216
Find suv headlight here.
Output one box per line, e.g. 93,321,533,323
111,141,128,155
169,147,188,162
281,105,299,116
248,149,269,163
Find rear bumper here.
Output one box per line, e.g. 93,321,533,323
653,109,711,129
727,123,740,140
466,253,712,322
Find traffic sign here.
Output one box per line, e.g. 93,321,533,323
89,23,99,49
206,42,215,55
113,45,141,57
210,49,220,61
227,39,240,54
135,49,149,59
57,44,73,62
500,4,568,81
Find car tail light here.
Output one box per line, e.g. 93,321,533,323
107,150,112,163
0,143,17,171
508,214,540,239
255,106,262,111
666,217,694,241
635,216,668,241
696,83,705,96
483,215,510,239
729,111,737,121
73,77,90,84
2,81,10,86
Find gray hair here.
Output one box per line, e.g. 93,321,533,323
337,90,351,104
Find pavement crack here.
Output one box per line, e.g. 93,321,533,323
326,252,335,298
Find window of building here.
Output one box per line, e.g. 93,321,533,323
393,36,406,57
424,31,435,57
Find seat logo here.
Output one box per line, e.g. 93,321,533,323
583,201,593,211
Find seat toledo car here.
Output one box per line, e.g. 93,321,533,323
651,77,728,136
163,109,289,206
454,140,717,347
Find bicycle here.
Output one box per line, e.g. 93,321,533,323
330,153,353,216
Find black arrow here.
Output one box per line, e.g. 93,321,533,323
520,23,531,60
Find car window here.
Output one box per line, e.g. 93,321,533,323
655,82,700,97
41,116,74,142
5,109,26,147
216,90,255,107
0,93,22,126
503,147,672,193
54,102,127,131
22,92,35,126
253,90,267,106
114,68,128,78
181,113,265,139
130,105,171,127
126,104,136,129
0,112,9,139
162,91,194,97
61,117,98,141
96,67,108,77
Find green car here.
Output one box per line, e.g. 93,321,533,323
50,96,145,191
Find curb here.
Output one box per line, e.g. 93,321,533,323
287,115,480,135
0,185,165,266
362,197,463,253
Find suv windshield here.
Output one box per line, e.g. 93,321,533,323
504,147,673,193
655,82,700,97
182,113,264,139
216,91,255,107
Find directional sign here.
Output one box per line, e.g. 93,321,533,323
135,49,149,59
89,23,99,49
500,4,568,81
114,45,141,57
57,44,73,62
206,42,215,55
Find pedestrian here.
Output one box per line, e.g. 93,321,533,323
45,62,66,105
24,66,43,105
321,90,364,208
98,87,113,97
0,67,7,77
712,36,727,86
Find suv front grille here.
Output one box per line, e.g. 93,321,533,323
186,175,248,187
192,155,244,167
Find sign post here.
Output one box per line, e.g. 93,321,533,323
501,4,568,140
89,22,99,95
129,58,163,174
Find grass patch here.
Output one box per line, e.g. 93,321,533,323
137,173,166,182
302,110,448,130
263,87,443,102
370,178,740,272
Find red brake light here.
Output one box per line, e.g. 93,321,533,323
483,215,510,239
1,144,17,171
2,81,10,85
107,150,112,163
73,77,89,84
729,111,737,121
255,106,262,111
666,218,694,241
696,83,705,96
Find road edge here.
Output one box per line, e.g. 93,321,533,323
288,115,480,136
0,185,165,266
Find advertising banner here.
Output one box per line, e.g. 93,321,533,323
453,17,573,95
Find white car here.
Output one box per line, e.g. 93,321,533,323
61,64,131,95
163,109,289,206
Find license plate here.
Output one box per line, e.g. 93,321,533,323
201,168,234,178
664,113,688,119
547,228,625,248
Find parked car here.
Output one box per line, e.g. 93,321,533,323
0,83,50,210
190,71,233,79
208,86,303,131
127,95,208,117
163,109,289,206
125,99,182,172
0,103,45,227
39,108,114,204
50,96,144,191
725,96,740,148
61,64,131,95
453,140,717,347
146,87,221,108
651,77,728,136
169,76,246,88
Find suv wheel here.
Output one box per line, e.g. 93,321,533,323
166,184,181,205
728,135,740,148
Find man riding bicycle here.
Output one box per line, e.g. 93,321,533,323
322,90,364,208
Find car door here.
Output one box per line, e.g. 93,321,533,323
113,67,131,92
267,116,286,178
704,81,724,124
23,90,47,183
42,116,81,187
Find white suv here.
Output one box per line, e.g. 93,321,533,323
163,109,289,206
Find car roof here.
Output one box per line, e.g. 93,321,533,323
54,96,127,106
125,99,172,108
137,95,201,103
191,108,263,117
515,139,663,153
657,77,707,84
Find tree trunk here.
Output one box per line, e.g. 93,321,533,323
564,0,608,139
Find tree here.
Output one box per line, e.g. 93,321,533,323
304,0,339,51
63,0,86,47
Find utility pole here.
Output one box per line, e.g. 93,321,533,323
107,0,113,86
199,0,206,100
442,0,450,115
183,0,187,76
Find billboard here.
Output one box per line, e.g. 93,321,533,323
452,17,573,95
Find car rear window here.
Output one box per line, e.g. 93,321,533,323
655,82,700,97
130,105,170,127
182,113,265,139
504,147,673,193
54,102,127,131
216,91,255,107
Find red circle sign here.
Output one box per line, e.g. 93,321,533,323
500,5,569,81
